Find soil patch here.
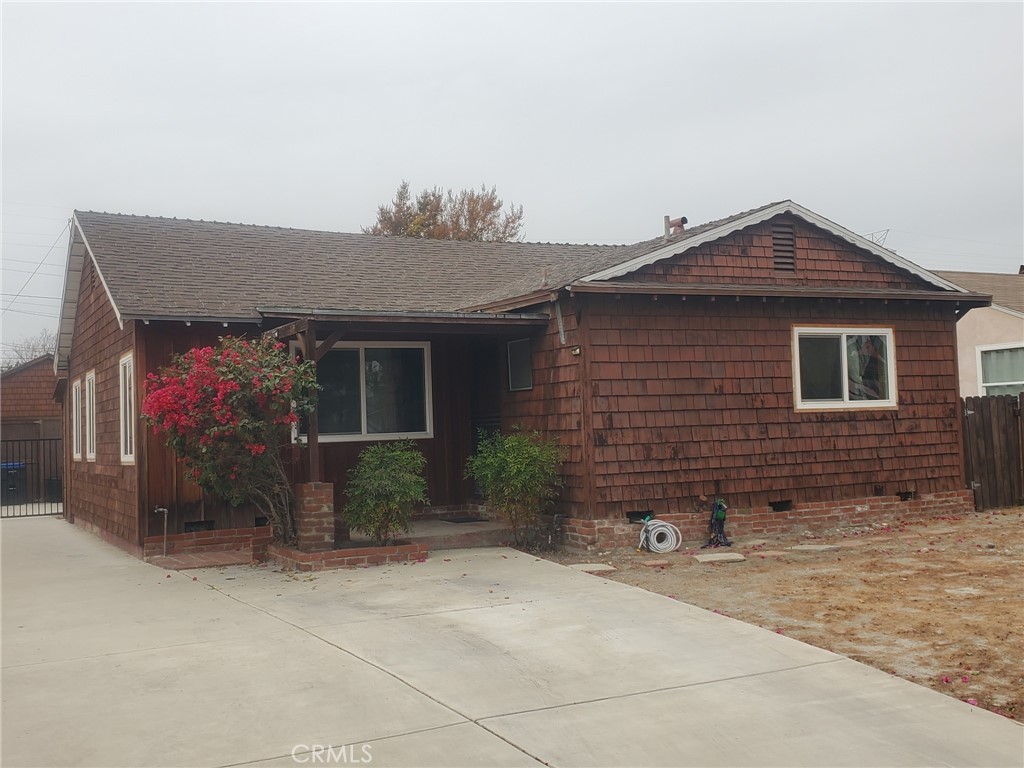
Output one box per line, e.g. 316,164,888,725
546,508,1023,721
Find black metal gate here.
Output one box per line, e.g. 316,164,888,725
1,438,63,517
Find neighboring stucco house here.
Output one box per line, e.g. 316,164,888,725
54,200,990,555
934,270,1024,397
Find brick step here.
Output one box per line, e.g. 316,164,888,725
147,548,253,570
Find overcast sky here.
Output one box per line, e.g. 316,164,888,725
2,2,1022,356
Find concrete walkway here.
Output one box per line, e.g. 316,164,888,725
2,517,1021,768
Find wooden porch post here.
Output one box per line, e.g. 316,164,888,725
303,319,320,483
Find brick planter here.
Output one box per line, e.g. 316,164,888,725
143,525,272,561
267,542,429,572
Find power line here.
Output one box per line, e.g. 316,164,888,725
2,241,70,249
1,221,70,317
0,306,59,318
2,299,63,311
2,266,65,275
3,256,65,266
0,292,61,301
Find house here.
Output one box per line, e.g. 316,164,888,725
54,200,991,555
933,270,1023,397
1,354,64,508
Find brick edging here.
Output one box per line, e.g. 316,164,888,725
563,490,976,550
267,542,429,572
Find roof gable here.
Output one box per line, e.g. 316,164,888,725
1,354,54,379
577,201,962,291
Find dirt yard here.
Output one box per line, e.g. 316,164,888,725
546,507,1023,721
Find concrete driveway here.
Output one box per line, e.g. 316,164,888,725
2,517,1021,768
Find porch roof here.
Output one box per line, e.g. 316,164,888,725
260,307,551,338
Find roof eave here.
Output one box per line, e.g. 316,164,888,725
568,280,992,308
55,213,126,375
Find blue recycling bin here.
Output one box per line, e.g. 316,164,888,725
1,462,28,506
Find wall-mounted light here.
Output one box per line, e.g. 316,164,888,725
571,346,581,356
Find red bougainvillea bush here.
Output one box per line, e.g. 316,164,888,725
142,335,318,544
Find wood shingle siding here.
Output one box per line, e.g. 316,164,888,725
580,294,961,518
64,256,139,550
502,298,587,510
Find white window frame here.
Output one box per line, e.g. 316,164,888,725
294,341,433,444
85,370,97,461
977,342,1024,396
792,326,898,411
72,379,82,461
119,352,135,464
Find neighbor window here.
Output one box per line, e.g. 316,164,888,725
793,327,896,409
119,353,135,463
72,379,82,461
85,370,96,460
507,338,533,391
978,344,1024,396
299,342,432,442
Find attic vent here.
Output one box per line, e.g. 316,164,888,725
772,222,796,271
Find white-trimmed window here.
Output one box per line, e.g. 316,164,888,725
793,326,897,410
85,370,97,461
72,379,82,461
507,338,533,391
298,342,433,443
978,343,1024,396
119,352,135,463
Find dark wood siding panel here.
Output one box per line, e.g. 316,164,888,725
501,299,586,513
583,294,962,519
140,325,478,529
631,217,925,290
65,256,138,543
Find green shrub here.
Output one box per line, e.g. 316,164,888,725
343,441,429,545
466,429,563,547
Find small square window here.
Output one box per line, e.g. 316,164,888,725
507,338,533,391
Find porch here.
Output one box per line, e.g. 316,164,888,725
139,307,550,564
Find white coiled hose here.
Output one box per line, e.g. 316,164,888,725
639,519,682,553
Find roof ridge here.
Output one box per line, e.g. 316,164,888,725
74,210,635,248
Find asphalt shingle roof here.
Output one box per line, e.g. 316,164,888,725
75,211,637,319
933,271,1024,313
75,203,784,320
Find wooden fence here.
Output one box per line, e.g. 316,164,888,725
961,395,1023,511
